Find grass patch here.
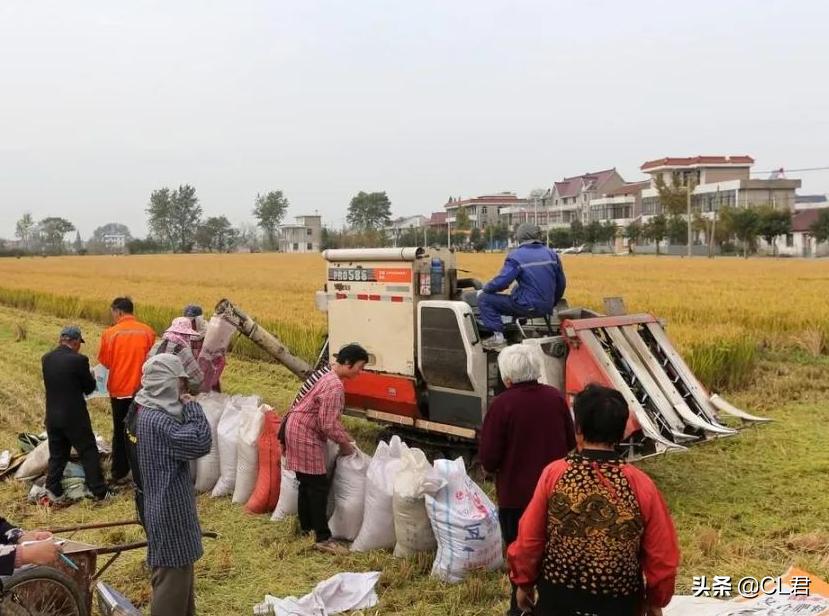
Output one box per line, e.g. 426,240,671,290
1,306,828,612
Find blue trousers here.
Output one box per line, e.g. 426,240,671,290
478,293,540,333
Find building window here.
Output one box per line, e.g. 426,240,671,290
307,228,312,236
307,242,313,250
786,234,794,248
292,243,299,251
482,207,487,214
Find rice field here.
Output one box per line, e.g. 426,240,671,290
0,252,827,389
1,253,828,614
1,305,828,615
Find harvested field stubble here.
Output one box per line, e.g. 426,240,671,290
0,253,827,389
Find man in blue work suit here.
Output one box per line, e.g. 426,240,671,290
479,223,566,350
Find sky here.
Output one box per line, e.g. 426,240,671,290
1,0,828,239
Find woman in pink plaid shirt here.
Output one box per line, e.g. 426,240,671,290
284,343,369,554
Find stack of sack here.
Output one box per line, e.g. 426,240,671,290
190,393,283,515
269,434,503,584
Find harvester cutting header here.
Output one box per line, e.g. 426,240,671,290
215,245,768,459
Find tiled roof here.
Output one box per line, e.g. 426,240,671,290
603,180,651,197
641,156,754,171
429,211,447,225
554,168,617,198
796,194,828,204
792,208,824,233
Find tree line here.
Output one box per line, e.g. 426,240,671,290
7,185,829,257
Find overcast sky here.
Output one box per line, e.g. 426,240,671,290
1,0,827,238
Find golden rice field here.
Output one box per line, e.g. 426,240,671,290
0,252,827,389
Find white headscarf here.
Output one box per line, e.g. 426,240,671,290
134,354,189,421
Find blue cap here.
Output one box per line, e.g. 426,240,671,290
60,326,85,343
183,304,203,317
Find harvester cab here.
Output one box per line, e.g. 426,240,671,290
217,246,769,460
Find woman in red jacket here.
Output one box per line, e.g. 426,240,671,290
507,384,679,616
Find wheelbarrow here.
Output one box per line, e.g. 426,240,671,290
0,519,218,616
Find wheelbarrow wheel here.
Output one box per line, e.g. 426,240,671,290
0,565,87,616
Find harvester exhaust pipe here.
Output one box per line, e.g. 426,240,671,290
214,299,312,380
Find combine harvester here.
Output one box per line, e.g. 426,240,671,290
216,247,768,460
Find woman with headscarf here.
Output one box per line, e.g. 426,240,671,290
149,317,204,393
126,354,211,616
182,305,207,358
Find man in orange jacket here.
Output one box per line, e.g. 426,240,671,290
98,297,156,484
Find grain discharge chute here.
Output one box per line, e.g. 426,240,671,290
216,247,768,459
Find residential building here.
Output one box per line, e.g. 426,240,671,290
387,215,429,246
387,215,428,232
777,208,829,258
588,180,650,226
279,214,322,253
444,193,527,230
795,194,829,210
547,169,626,226
428,211,447,230
639,156,801,218
103,233,128,253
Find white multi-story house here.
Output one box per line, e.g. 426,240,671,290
279,215,322,253
444,193,527,230
548,169,625,226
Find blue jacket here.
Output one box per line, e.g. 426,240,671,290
482,242,566,311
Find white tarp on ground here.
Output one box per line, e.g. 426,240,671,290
255,571,380,616
666,567,829,616
666,594,829,615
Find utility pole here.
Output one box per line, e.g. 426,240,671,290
686,177,695,257
447,219,451,248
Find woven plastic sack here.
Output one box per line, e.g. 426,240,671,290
211,397,242,497
194,393,228,492
426,457,503,583
246,410,282,514
232,398,265,504
350,436,407,552
15,439,50,481
328,446,370,540
271,463,299,520
392,448,443,557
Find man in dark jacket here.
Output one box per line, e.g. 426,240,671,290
41,326,109,503
479,344,575,616
478,223,566,350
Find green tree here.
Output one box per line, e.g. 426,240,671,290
549,228,572,249
15,213,35,250
644,214,668,255
195,216,238,252
39,217,76,254
584,221,602,248
253,191,289,250
469,226,484,251
722,207,761,258
667,216,688,245
570,220,585,246
600,221,617,248
625,220,643,253
73,231,83,253
756,205,792,256
127,237,163,254
810,209,829,243
654,174,690,217
170,184,202,253
146,185,202,252
455,206,471,230
347,191,392,230
146,187,174,249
